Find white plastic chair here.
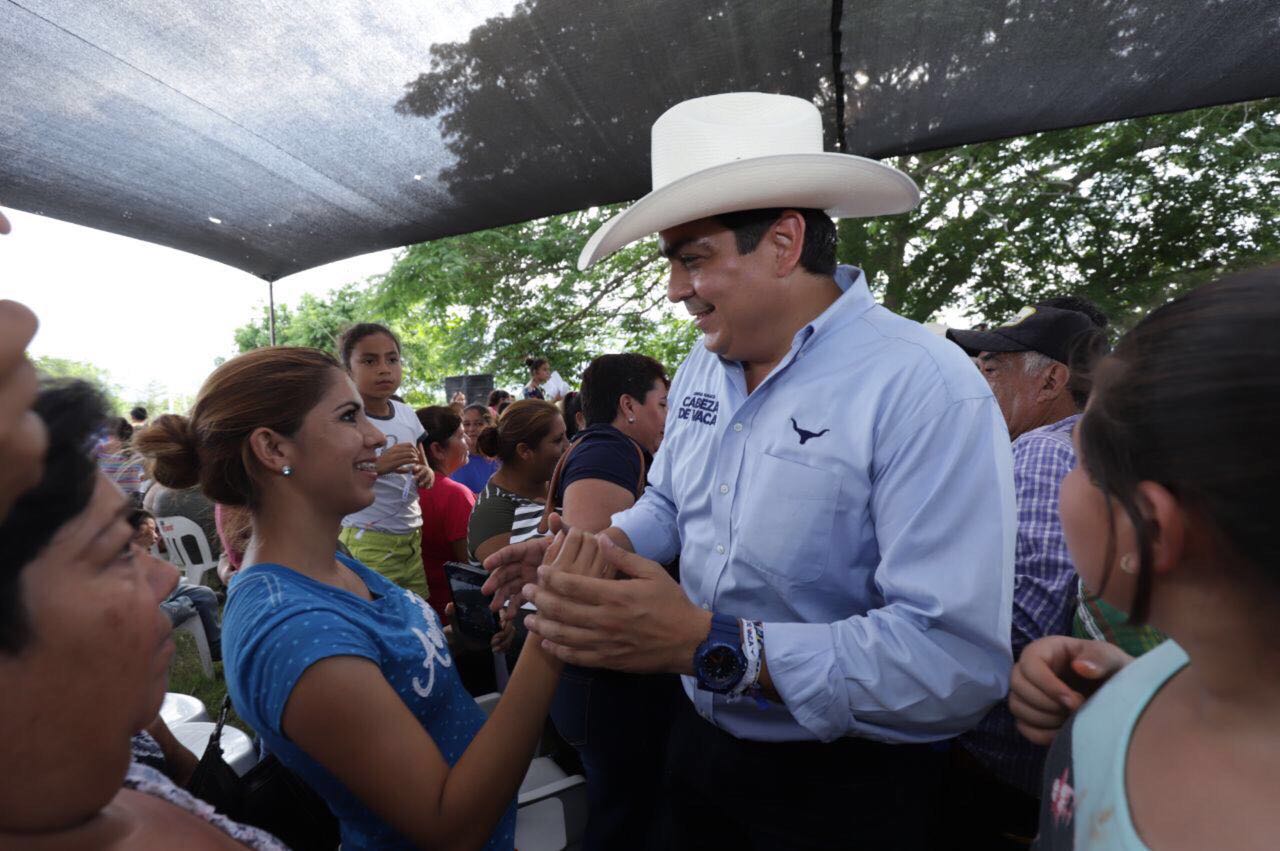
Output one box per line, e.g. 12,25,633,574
170,720,259,776
158,515,216,587
160,692,210,727
516,757,588,850
174,613,216,679
475,693,587,849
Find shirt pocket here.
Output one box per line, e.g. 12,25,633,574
734,452,840,584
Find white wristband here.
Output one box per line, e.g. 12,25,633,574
732,619,764,698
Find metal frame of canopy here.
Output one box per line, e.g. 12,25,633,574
2,0,1277,340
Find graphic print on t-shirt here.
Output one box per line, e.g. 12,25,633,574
406,590,452,698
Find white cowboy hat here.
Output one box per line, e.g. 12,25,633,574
577,92,920,270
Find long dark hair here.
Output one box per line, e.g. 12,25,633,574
1079,266,1280,623
416,405,463,472
0,380,107,652
337,323,401,370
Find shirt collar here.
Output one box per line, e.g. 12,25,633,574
791,264,876,351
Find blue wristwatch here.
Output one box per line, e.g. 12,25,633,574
693,613,747,694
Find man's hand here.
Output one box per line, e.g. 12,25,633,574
479,513,566,611
523,534,711,674
0,300,48,519
1010,635,1133,746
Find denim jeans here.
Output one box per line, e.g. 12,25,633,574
549,665,682,851
161,583,222,661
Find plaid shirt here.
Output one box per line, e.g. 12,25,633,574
960,413,1081,795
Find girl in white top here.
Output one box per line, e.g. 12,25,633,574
1010,269,1280,850
337,323,434,597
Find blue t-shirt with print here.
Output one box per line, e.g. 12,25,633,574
222,553,516,851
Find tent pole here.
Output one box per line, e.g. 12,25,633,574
268,279,277,346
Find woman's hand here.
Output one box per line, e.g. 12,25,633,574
480,514,566,611
376,442,420,476
1010,635,1134,745
490,616,516,654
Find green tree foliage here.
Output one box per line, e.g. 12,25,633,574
236,99,1279,388
839,98,1280,327
375,206,694,387
34,356,125,413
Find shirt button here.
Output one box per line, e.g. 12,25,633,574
719,484,729,494
716,544,725,554
733,423,743,432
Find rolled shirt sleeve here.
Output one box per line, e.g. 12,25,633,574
764,396,1016,743
610,437,682,564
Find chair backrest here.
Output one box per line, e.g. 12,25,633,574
158,515,216,585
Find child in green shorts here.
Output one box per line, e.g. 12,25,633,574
337,323,433,597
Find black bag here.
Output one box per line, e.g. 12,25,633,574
187,696,341,851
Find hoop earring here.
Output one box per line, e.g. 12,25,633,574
1119,553,1137,575
282,465,294,477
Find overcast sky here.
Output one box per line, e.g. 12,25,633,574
3,206,398,401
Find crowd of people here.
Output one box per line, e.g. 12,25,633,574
1,91,1278,851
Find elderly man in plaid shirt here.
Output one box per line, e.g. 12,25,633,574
943,297,1109,846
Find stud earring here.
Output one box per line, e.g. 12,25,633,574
282,465,294,477
1119,553,1137,575
627,416,636,424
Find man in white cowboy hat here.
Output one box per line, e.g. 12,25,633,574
485,92,1015,848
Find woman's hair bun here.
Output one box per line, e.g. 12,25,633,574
474,424,502,459
134,413,201,490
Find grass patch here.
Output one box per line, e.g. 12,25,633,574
167,621,244,731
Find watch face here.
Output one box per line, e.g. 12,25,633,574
701,644,746,690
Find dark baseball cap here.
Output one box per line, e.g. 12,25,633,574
946,306,1098,365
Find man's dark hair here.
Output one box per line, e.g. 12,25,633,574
130,406,148,422
714,208,838,276
579,354,669,427
0,380,108,653
1036,295,1110,409
129,508,155,529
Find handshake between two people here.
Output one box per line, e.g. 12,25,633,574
480,513,711,677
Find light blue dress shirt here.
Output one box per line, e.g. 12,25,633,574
612,265,1016,744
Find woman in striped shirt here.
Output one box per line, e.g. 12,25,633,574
467,400,568,562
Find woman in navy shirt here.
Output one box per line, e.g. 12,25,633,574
546,353,682,851
136,346,605,851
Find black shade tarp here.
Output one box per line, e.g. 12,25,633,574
2,0,1277,280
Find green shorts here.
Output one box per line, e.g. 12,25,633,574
338,526,427,599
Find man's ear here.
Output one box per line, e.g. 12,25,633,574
1133,481,1187,578
771,210,806,277
1037,362,1071,403
247,427,292,476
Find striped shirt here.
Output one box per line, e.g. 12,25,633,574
466,482,548,560
961,413,1081,794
